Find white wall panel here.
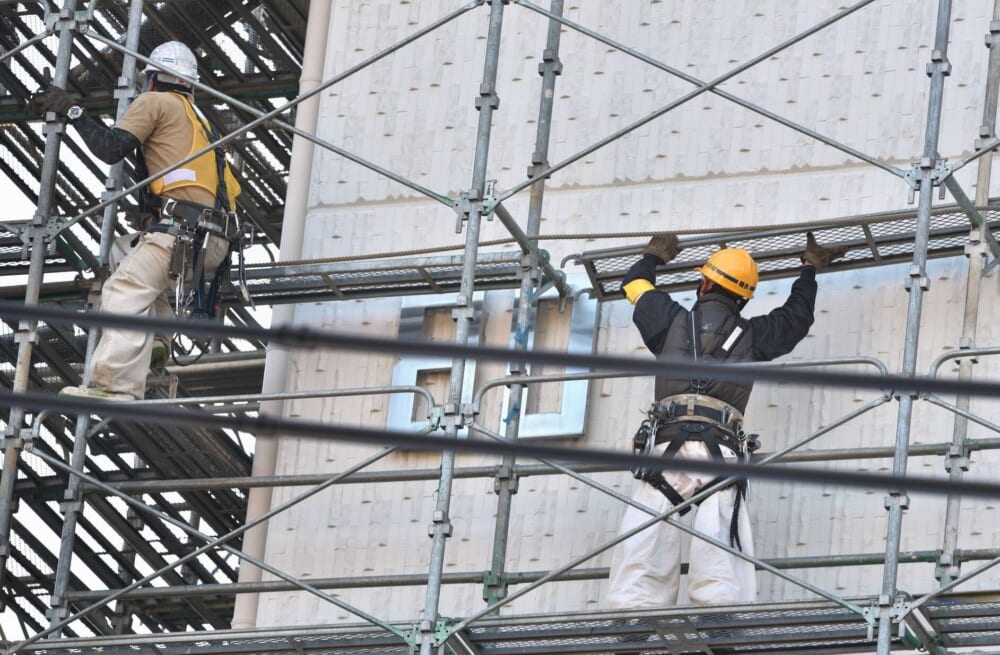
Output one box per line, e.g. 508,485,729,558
257,0,1000,626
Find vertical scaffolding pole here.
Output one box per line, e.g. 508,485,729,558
876,1,952,652
231,0,331,629
0,0,81,613
937,0,1000,588
47,0,144,632
483,0,564,610
419,2,505,653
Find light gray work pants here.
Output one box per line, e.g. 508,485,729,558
606,441,756,608
89,231,227,399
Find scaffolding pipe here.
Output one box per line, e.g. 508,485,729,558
447,395,889,632
232,0,331,630
55,1,482,235
938,2,1000,588
467,422,867,621
47,0,146,631
31,447,405,639
11,445,403,652
497,0,876,205
484,0,564,611
515,0,905,179
877,1,952,652
63,546,1000,603
419,2,505,653
493,202,569,299
0,0,81,621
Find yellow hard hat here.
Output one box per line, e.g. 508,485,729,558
698,248,758,298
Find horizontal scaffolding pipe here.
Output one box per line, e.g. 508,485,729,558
63,548,1000,602
61,437,1000,495
12,302,1000,401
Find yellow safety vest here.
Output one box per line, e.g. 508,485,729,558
149,93,241,210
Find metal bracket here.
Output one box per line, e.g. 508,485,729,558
492,465,519,494
427,509,453,538
44,216,73,242
903,165,921,204
926,51,952,77
0,438,24,451
13,329,39,345
943,443,971,473
482,180,498,220
44,7,91,34
474,82,500,111
482,571,508,606
902,264,930,292
454,191,479,232
932,159,951,199
883,492,910,511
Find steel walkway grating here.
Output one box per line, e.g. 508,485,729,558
237,251,527,305
570,202,1000,301
16,592,1000,655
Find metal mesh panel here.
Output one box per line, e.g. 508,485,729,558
573,203,1000,300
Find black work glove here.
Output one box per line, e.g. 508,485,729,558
801,231,849,270
642,233,680,264
29,85,76,118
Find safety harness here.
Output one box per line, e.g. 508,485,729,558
630,312,759,550
133,94,253,321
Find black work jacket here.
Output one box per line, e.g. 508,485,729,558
624,254,817,413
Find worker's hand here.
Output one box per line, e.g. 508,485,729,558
801,231,848,270
642,233,681,264
29,85,76,118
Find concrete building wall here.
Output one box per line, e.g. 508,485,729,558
256,0,1000,626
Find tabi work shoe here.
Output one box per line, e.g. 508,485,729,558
59,385,134,402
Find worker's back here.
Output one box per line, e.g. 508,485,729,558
653,290,754,412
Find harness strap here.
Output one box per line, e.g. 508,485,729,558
638,421,748,550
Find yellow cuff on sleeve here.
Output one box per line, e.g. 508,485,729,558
623,279,655,304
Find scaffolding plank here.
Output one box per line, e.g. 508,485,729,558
569,202,1000,302
235,251,525,305
17,593,1000,655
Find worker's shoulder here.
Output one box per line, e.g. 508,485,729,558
131,91,193,115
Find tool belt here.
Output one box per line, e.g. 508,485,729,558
652,394,744,435
148,197,234,238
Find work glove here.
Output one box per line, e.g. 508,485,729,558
642,233,681,264
29,85,76,118
801,231,849,270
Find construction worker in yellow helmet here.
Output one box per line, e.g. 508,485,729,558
31,41,242,401
606,232,847,616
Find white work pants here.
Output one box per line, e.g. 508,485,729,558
606,441,756,609
90,231,227,399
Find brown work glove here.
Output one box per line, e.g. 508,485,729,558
642,233,680,264
801,231,848,270
29,85,76,118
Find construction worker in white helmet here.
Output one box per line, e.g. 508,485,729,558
31,41,242,401
606,233,847,616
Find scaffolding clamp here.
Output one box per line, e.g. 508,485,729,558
455,190,478,232
427,510,453,538
943,443,970,473
482,180,499,220
482,571,509,605
926,51,952,78
883,491,910,511
903,264,930,292
44,6,90,35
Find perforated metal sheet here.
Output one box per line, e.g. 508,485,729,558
236,252,526,305
18,593,1000,655
571,203,1000,301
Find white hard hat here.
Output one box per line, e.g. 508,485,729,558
143,41,198,85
